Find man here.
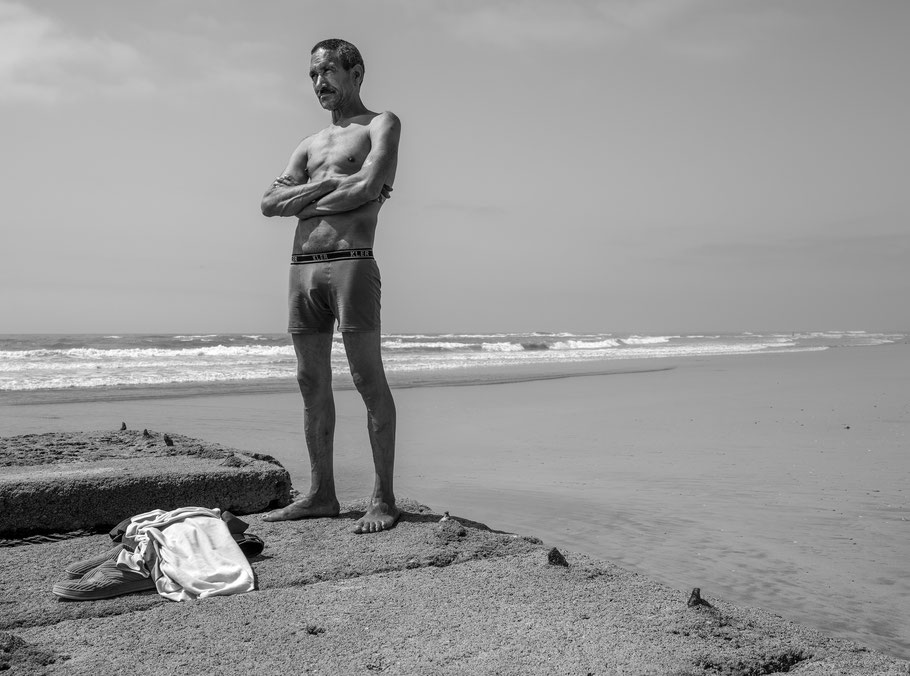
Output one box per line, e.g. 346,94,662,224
260,39,400,534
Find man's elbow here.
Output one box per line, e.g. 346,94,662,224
358,179,386,203
260,197,277,217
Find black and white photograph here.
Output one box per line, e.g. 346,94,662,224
1,1,908,673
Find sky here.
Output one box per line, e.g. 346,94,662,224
1,0,908,335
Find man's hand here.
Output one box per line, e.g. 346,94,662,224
274,174,300,187
261,134,343,218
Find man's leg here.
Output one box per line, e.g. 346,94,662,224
263,332,341,521
342,330,399,533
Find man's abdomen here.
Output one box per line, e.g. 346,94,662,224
293,209,380,254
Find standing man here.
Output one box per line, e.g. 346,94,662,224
260,39,400,534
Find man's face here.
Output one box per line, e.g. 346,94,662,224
309,48,359,111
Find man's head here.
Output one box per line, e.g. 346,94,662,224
309,39,365,111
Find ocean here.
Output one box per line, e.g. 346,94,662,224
0,330,902,398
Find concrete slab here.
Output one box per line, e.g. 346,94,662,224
1,499,908,675
0,431,292,536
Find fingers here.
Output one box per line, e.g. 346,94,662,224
274,174,300,187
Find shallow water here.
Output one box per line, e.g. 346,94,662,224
385,357,910,660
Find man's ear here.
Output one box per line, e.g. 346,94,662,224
352,64,364,85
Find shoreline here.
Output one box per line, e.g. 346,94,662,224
2,359,679,405
3,331,904,405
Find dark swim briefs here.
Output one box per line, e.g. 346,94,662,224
288,249,381,333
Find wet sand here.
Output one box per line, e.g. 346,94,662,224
2,342,907,658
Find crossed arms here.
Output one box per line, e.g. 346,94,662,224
260,111,400,220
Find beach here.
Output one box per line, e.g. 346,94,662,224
2,340,908,660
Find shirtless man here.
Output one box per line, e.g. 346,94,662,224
259,39,400,534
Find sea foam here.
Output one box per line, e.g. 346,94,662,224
0,331,902,392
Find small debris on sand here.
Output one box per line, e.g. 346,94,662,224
142,429,151,438
687,587,713,608
163,434,174,447
434,518,467,540
548,547,569,567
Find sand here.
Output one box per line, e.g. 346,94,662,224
2,342,908,659
2,500,908,675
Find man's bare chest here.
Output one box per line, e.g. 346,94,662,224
307,126,372,177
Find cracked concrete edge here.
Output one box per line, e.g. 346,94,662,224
0,430,285,468
0,431,293,536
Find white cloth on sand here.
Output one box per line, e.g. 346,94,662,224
117,506,255,602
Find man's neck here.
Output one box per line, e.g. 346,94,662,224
331,97,370,125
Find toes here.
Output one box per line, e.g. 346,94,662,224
263,506,293,522
353,519,383,533
353,508,399,533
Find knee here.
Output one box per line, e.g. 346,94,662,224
351,370,391,410
350,369,369,396
296,366,331,401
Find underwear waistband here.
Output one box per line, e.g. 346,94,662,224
291,249,374,264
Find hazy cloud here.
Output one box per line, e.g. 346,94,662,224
0,1,149,103
432,0,790,61
684,229,910,268
130,27,288,107
437,0,711,48
0,3,285,105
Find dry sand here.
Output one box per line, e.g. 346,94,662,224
2,500,909,675
2,342,908,659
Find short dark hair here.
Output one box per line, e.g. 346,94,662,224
311,39,364,76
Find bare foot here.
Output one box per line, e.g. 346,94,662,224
353,500,400,534
262,494,340,522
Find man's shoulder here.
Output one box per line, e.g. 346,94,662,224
368,111,401,146
374,110,399,122
295,130,324,149
369,110,401,129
